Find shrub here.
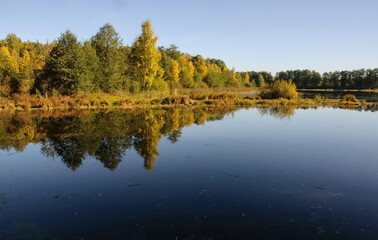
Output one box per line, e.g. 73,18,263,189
190,93,208,100
208,93,237,100
196,81,209,89
259,80,298,100
314,94,323,101
161,96,193,105
151,78,169,92
243,96,261,100
343,94,358,102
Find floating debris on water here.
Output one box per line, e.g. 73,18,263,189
199,189,208,194
313,186,325,190
228,175,240,178
311,204,323,209
329,192,343,197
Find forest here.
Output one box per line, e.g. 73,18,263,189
0,20,377,98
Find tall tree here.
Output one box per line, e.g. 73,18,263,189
91,23,123,93
0,46,17,96
242,72,250,84
129,20,162,91
44,30,81,95
76,41,100,93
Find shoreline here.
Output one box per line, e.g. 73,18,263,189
0,93,374,112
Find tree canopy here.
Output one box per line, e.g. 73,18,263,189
0,21,377,97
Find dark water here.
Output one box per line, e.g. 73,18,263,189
0,107,378,240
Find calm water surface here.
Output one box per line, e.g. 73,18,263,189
0,107,378,240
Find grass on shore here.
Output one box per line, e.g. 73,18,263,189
0,92,373,112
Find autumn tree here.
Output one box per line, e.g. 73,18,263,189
178,55,195,88
129,20,162,91
242,72,250,85
159,48,180,93
0,46,18,96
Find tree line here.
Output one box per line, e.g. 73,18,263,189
1,20,377,97
0,20,247,97
238,69,378,90
275,69,378,89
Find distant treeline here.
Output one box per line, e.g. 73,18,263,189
0,20,377,97
240,69,378,90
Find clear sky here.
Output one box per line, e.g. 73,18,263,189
1,0,377,73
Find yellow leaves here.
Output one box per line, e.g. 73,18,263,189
130,20,162,90
187,61,195,77
198,61,208,79
0,46,18,75
171,60,180,84
242,72,250,83
208,63,222,73
0,46,11,58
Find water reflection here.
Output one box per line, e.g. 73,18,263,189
258,106,296,119
0,108,236,171
0,106,376,171
1,106,378,240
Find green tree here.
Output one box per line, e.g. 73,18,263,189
179,58,195,88
204,71,225,88
159,49,180,92
76,41,100,93
16,50,34,93
91,23,124,93
256,74,265,87
44,30,81,95
44,31,99,95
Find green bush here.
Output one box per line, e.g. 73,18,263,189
259,80,298,100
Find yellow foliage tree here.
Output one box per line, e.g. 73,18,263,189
242,72,250,84
18,50,34,93
130,20,162,91
0,46,18,96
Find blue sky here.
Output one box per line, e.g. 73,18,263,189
1,0,377,73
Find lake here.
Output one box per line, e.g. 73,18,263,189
0,106,378,240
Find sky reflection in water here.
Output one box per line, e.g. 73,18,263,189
0,107,378,240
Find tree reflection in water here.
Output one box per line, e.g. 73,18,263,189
0,108,235,171
0,105,376,171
